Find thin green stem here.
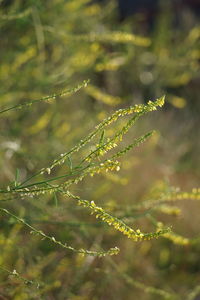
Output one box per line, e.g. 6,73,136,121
0,265,40,288
0,208,119,257
13,165,89,191
0,79,89,115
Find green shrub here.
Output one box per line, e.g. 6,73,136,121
0,1,200,299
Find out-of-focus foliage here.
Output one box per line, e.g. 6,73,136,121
0,0,200,299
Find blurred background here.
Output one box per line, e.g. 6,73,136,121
0,0,200,299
